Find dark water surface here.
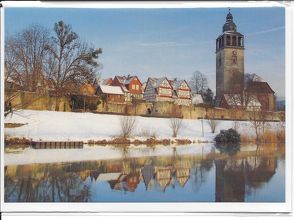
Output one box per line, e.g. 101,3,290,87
4,144,285,202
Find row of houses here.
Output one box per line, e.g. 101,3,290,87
5,73,276,112
80,75,200,107
80,74,276,111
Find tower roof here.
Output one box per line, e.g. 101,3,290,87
223,10,237,33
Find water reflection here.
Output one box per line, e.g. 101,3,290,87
5,144,285,202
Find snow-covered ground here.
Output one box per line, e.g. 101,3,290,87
4,110,281,166
4,110,226,142
4,109,279,142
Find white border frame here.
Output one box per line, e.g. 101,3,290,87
0,1,292,213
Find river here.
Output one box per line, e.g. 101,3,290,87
4,143,285,202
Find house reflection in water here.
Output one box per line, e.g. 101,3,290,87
142,164,155,190
4,144,284,202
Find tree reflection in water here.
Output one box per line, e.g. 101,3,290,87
5,164,91,202
5,143,284,202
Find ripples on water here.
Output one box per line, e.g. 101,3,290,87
4,143,285,202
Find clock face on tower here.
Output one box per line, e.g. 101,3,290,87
232,50,237,64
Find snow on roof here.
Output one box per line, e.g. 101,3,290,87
245,73,264,88
115,75,140,85
121,85,130,93
170,80,184,90
247,95,262,107
223,94,262,108
124,76,135,84
99,85,124,95
148,77,168,88
115,76,125,84
192,94,204,105
223,94,242,106
252,74,264,82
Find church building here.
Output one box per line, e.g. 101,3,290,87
215,10,276,111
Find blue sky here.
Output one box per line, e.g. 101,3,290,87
5,7,285,98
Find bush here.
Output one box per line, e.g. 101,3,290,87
214,128,240,144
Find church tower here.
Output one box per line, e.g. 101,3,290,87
216,10,245,101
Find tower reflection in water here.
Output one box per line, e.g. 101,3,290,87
5,144,284,202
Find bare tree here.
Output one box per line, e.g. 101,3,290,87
248,105,263,142
207,110,218,133
208,119,218,133
5,25,50,91
190,70,208,95
44,21,102,111
169,117,183,138
120,116,137,138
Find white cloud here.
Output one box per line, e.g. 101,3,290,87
247,26,285,37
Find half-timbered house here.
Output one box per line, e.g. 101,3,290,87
143,77,173,102
170,80,192,106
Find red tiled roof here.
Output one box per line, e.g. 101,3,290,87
245,82,275,94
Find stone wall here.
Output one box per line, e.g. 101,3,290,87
5,90,284,121
5,91,71,112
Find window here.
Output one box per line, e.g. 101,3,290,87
238,37,242,46
226,36,231,46
132,84,135,90
232,36,236,46
136,85,139,90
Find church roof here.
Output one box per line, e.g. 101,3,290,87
245,82,275,94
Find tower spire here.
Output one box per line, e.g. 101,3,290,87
223,9,236,32
215,10,245,102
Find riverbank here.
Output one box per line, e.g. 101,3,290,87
4,110,284,144
3,109,222,142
